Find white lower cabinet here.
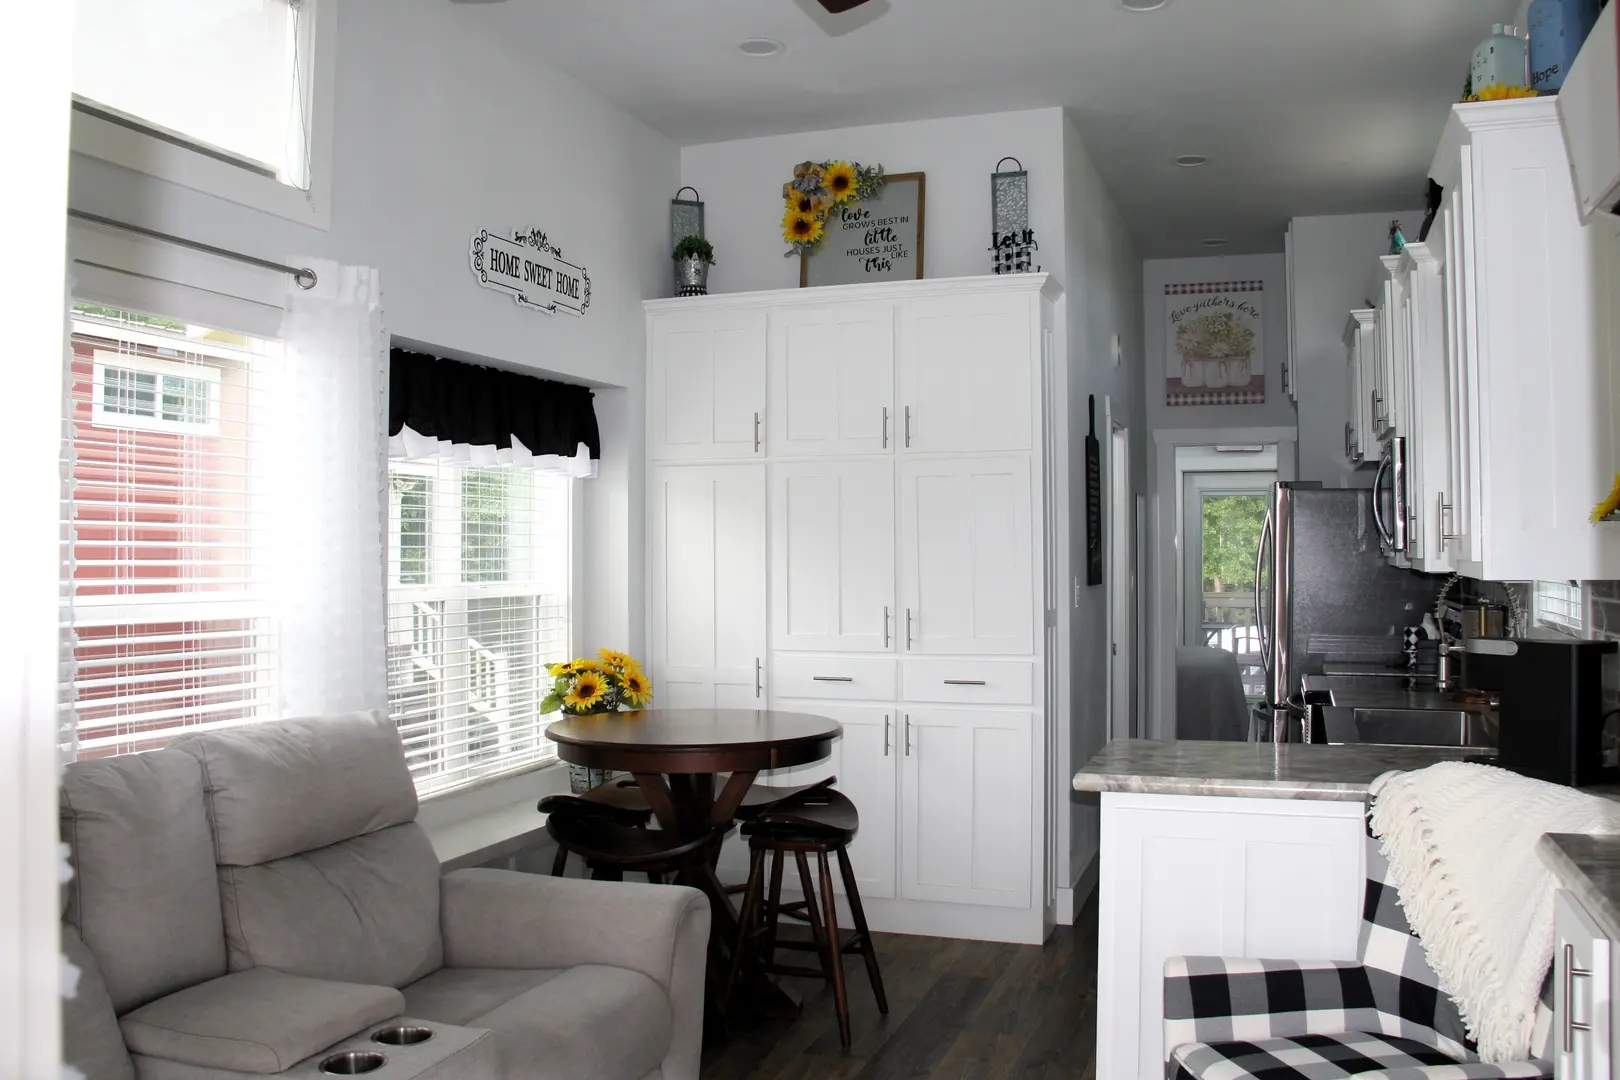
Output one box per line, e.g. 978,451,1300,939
899,708,1034,909
1554,890,1614,1080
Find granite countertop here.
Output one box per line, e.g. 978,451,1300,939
1072,739,1489,802
1539,832,1620,940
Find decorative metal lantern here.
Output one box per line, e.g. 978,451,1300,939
990,158,1040,275
670,186,705,251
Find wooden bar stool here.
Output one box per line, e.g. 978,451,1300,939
724,788,887,1048
539,793,723,883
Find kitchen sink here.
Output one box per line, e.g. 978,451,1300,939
1318,705,1497,749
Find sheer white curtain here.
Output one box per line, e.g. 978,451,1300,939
269,260,389,716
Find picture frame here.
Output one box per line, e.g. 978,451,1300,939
800,171,926,288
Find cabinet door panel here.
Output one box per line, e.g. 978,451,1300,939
779,703,897,900
900,294,1033,453
769,304,895,457
1554,889,1613,1080
772,460,895,653
900,709,1032,907
900,456,1035,656
650,466,766,707
650,311,767,460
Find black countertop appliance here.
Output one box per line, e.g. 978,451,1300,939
1495,636,1620,787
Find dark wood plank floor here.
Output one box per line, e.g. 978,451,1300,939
703,892,1099,1080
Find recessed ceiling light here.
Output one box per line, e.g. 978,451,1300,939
1175,154,1209,167
1122,0,1170,10
739,38,785,57
1202,238,1229,247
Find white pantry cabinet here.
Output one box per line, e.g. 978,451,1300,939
648,308,767,461
646,274,1061,946
648,465,767,708
771,459,895,653
768,302,895,457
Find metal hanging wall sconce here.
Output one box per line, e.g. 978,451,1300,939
670,186,705,250
990,157,1040,275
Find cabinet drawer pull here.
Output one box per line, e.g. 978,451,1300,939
812,676,854,682
904,714,912,756
753,412,761,453
882,406,889,449
905,608,913,650
755,657,762,698
904,405,912,448
1439,493,1458,541
943,679,987,686
883,605,891,649
1563,942,1594,1053
883,714,891,757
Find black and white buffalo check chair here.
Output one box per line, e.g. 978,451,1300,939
1162,830,1553,1080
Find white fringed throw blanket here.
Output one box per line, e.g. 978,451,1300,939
1368,762,1620,1063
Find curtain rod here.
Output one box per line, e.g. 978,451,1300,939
67,209,318,290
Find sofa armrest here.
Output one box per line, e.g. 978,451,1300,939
119,968,404,1074
1163,955,1372,1055
440,869,709,995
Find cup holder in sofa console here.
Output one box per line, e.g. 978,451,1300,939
319,1051,388,1075
372,1025,435,1047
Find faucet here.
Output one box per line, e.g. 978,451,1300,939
1436,639,1457,693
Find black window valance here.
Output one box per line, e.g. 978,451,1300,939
388,348,600,469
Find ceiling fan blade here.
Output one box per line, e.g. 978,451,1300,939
816,0,873,11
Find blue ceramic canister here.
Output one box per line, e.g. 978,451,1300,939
1529,0,1601,92
1472,23,1529,92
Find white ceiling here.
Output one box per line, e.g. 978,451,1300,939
473,0,1520,257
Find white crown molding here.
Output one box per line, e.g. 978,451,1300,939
643,271,1060,314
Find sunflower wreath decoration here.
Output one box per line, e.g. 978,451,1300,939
782,159,886,257
542,649,653,715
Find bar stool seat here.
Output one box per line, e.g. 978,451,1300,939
725,788,887,1048
540,795,723,884
731,775,837,821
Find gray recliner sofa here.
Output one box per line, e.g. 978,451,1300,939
60,712,710,1080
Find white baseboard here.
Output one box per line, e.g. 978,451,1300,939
1054,852,1098,926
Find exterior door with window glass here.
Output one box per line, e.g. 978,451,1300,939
1181,472,1274,701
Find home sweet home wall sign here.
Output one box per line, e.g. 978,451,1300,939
470,227,592,317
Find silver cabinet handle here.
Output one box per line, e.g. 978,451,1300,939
882,406,889,449
905,608,913,650
1439,493,1458,541
812,676,854,682
755,657,762,697
904,714,912,756
904,405,912,448
753,412,761,453
883,605,891,648
1563,942,1594,1053
1373,390,1385,426
943,679,987,686
1281,362,1290,395
883,714,891,757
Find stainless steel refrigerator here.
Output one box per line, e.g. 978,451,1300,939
1254,482,1444,741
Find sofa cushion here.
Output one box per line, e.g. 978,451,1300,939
171,711,416,866
62,923,136,1080
403,968,565,1026
61,750,227,1012
119,968,403,1074
220,822,442,988
1168,1031,1549,1080
469,965,672,1080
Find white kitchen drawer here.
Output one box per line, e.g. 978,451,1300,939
772,655,898,701
901,659,1034,705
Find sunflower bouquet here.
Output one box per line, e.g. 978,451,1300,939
782,159,886,257
541,649,653,716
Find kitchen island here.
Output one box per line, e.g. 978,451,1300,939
1073,739,1483,1080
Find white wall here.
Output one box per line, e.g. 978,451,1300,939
66,0,680,657
1290,209,1425,487
679,107,1068,294
1061,112,1146,904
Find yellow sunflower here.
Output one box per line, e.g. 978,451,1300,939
785,188,828,216
824,161,858,204
782,209,825,246
598,648,633,670
547,661,575,677
563,672,606,711
571,659,605,673
620,669,653,707
1468,83,1538,102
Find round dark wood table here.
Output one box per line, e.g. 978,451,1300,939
545,708,842,1020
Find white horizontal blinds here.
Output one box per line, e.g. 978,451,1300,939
387,463,571,795
1533,581,1584,634
63,307,280,758
72,0,311,186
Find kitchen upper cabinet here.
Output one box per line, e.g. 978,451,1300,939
768,303,895,457
649,309,767,461
899,292,1035,453
1344,310,1377,465
650,465,767,708
1375,255,1408,439
900,456,1035,656
779,705,898,900
1399,242,1455,574
771,460,895,653
900,709,1033,908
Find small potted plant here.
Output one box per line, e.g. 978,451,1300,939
673,236,716,296
542,649,653,792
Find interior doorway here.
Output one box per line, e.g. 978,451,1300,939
1180,468,1274,703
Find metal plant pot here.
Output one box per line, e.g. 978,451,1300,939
675,255,710,296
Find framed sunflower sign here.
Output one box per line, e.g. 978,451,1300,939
782,161,926,288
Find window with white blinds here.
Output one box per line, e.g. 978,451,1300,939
63,306,279,759
386,462,572,795
1533,580,1585,635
